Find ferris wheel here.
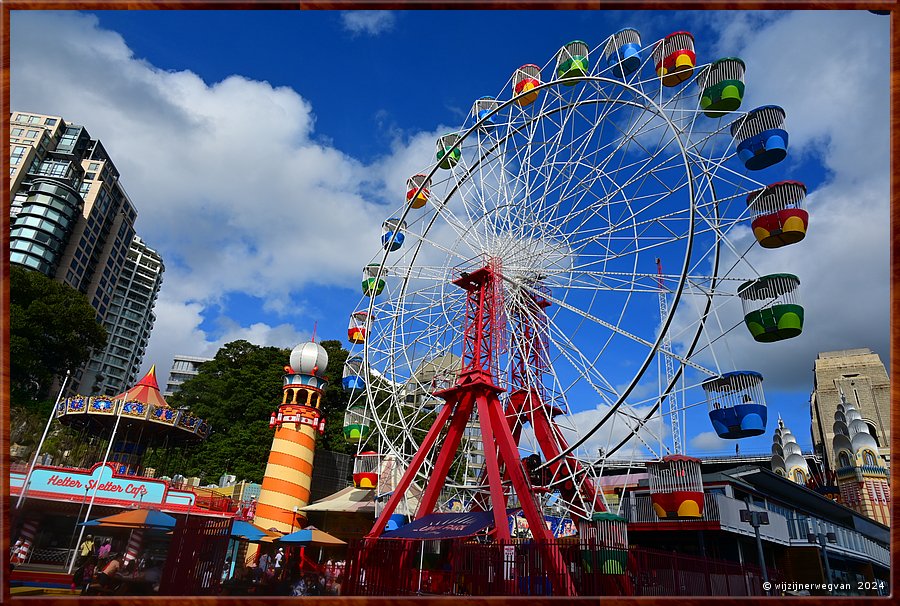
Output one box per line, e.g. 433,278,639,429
342,29,810,524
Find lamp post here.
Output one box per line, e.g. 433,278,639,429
808,520,836,584
740,505,770,595
67,399,126,574
17,370,71,509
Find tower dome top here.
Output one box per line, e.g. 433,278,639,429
289,341,329,377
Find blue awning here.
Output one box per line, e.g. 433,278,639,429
382,510,515,540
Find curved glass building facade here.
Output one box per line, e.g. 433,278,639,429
9,178,84,274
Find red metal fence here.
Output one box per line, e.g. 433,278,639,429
159,515,231,595
343,539,773,597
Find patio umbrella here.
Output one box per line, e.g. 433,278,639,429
80,509,176,529
231,520,281,542
275,526,346,546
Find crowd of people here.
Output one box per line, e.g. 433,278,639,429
69,534,348,596
219,550,345,596
73,535,162,595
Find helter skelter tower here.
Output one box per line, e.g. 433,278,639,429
366,261,577,596
253,341,328,533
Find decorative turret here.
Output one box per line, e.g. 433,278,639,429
253,340,328,533
771,416,811,484
831,391,890,525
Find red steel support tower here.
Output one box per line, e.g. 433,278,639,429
365,263,576,596
504,285,605,519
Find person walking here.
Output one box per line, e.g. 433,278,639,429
78,535,95,563
98,538,112,560
257,550,272,580
274,548,284,578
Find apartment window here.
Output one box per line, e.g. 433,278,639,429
44,118,57,126
85,172,97,180
10,145,27,165
88,162,100,171
26,129,40,138
11,128,24,136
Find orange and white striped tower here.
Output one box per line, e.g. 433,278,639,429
252,341,328,533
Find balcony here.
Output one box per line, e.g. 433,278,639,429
623,493,888,568
786,516,889,568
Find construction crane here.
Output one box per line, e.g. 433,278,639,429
656,258,683,455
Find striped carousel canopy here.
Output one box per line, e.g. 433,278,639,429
113,365,170,408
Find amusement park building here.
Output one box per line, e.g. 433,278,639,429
9,368,233,593
810,349,891,473
9,110,162,396
624,464,889,594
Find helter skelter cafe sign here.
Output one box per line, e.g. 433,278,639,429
11,462,195,507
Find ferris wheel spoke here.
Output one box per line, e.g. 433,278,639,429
514,277,713,378
357,39,776,515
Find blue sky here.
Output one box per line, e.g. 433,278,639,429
10,10,890,459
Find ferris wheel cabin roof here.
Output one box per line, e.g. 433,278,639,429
701,370,764,391
737,273,801,298
746,180,807,204
664,31,694,41
654,454,703,465
710,57,746,69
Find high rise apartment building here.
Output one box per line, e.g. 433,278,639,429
164,355,213,397
85,236,165,396
810,348,891,475
9,111,162,395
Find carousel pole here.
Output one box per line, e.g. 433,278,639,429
16,370,71,509
67,399,125,574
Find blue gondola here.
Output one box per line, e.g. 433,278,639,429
603,28,642,77
470,96,500,130
381,218,407,252
730,105,789,171
702,371,767,439
342,355,365,391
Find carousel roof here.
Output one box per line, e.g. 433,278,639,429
114,365,170,408
56,364,210,442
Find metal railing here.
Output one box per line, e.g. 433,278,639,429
624,493,888,568
787,516,890,568
343,539,772,597
26,547,75,565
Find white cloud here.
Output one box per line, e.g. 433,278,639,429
340,11,396,36
10,11,888,413
689,431,731,453
141,296,311,388
668,11,890,393
9,11,425,388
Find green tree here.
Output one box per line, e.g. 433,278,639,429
9,266,107,403
316,339,354,456
163,339,354,485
